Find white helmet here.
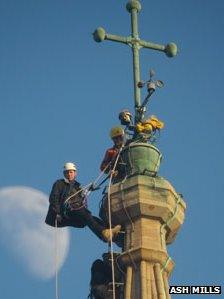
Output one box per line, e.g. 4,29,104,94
63,162,77,171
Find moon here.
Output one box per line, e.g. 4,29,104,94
0,186,70,280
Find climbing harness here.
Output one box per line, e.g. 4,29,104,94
63,163,111,215
63,183,92,215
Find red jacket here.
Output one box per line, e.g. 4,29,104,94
100,147,119,172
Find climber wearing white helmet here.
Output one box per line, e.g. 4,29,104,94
45,162,121,242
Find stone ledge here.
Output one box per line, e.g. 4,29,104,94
118,247,174,276
107,175,186,244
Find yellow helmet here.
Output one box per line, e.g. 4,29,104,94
110,126,124,139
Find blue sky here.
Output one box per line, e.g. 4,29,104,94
0,0,224,298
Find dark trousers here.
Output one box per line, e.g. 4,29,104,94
45,205,106,241
68,208,106,241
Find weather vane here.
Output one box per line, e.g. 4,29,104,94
93,0,177,124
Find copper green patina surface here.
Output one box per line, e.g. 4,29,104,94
93,0,177,123
121,143,162,176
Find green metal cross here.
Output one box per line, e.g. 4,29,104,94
93,0,178,123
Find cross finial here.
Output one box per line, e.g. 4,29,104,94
93,0,177,123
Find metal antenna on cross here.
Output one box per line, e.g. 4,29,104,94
138,69,164,119
93,0,177,124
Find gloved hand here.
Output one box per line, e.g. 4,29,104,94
111,170,118,177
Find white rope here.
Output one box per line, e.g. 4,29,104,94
55,218,59,299
107,147,123,299
64,162,111,205
93,162,111,184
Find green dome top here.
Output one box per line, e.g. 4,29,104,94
165,43,178,57
126,0,141,13
93,27,106,43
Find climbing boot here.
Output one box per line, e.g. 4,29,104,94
102,225,121,242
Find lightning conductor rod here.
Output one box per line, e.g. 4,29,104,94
93,0,178,123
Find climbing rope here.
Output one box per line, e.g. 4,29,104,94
55,218,59,299
160,256,171,274
160,188,181,248
107,146,124,299
119,178,135,233
64,162,111,207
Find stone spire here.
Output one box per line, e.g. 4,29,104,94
109,174,186,298
93,1,186,298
